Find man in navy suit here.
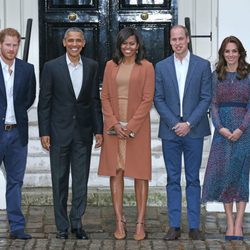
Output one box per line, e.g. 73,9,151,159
0,28,36,239
38,27,103,240
154,25,212,240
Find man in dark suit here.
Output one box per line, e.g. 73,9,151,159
0,28,36,239
154,25,212,240
38,27,103,240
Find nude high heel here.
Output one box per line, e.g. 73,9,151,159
114,217,126,240
134,222,146,241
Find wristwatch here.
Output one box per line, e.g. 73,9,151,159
186,121,191,127
129,132,135,138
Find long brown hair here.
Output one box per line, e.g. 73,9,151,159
216,36,249,80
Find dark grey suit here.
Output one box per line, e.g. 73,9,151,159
38,54,103,231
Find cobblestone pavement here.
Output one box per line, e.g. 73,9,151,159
1,206,250,249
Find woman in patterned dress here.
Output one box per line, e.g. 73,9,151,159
98,27,155,241
202,36,250,240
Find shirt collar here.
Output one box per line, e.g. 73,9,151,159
66,53,82,67
174,50,190,64
0,56,15,72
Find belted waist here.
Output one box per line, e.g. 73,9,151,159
219,102,247,108
4,124,17,131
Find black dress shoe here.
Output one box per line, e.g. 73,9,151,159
189,229,204,240
56,231,68,239
163,227,181,240
71,228,89,240
10,229,32,240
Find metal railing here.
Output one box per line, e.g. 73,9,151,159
22,18,33,62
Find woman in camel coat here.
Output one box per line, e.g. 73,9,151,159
98,27,155,241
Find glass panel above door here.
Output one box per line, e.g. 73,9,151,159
121,0,171,9
124,0,164,4
50,0,95,8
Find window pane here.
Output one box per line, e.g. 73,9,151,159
51,0,93,5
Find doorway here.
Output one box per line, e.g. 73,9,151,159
39,0,176,80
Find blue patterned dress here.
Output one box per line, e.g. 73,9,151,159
202,71,250,203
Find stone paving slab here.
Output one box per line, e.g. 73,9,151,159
0,206,250,249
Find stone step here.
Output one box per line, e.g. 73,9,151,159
21,186,171,207
0,107,213,208
21,107,211,193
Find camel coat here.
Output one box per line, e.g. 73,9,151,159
98,59,155,180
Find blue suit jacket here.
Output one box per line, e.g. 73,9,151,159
154,53,212,139
0,58,36,146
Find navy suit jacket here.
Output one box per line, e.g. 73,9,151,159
38,54,103,146
0,58,36,146
154,53,212,139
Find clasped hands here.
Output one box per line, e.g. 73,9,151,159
219,127,243,142
173,122,190,137
114,123,132,139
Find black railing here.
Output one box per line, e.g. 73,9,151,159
22,18,33,62
184,17,212,54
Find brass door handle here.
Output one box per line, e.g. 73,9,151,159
68,12,78,21
140,12,149,20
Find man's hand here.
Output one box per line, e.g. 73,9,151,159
95,134,103,148
174,122,191,137
40,136,50,151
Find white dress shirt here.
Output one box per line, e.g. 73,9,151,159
174,51,190,117
66,54,83,99
0,57,16,124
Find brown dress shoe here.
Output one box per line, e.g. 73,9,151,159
189,229,204,240
163,227,181,240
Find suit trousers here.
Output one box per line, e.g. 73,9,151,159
50,135,92,232
162,136,204,229
0,127,27,232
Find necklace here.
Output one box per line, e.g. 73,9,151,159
227,71,237,83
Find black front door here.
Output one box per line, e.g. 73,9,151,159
39,0,176,80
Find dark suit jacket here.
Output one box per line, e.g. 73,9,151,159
0,58,36,146
154,53,212,139
38,54,103,146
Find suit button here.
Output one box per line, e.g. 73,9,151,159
73,115,76,119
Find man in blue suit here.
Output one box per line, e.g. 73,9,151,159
154,25,212,240
0,28,36,239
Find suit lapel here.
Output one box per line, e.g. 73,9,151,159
13,59,23,100
128,63,139,100
0,63,7,102
111,63,119,96
59,55,76,97
184,54,197,96
168,55,180,97
78,56,87,98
